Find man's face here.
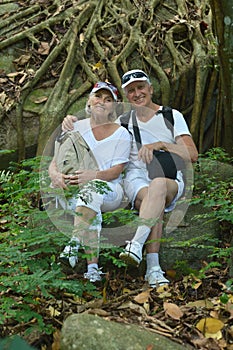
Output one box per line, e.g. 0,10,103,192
124,81,153,108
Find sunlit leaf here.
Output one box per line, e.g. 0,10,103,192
122,288,132,294
196,317,224,334
205,330,222,340
48,305,61,317
92,61,103,71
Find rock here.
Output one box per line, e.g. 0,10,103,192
100,201,219,272
60,313,191,350
159,203,219,271
0,335,36,350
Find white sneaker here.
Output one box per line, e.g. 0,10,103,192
145,267,169,288
119,241,142,266
59,237,80,268
84,268,104,283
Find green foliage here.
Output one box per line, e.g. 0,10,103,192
0,149,232,337
103,208,137,225
204,147,232,162
187,147,233,278
0,149,15,155
0,158,99,335
193,148,233,224
100,246,127,268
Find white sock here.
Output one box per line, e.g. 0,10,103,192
132,225,151,246
70,236,80,247
146,253,160,273
87,263,98,272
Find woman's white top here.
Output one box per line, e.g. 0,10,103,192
73,118,131,183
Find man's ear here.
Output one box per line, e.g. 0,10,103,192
149,84,154,95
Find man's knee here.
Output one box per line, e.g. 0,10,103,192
149,178,167,198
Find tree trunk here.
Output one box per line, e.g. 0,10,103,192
209,0,233,155
0,0,232,158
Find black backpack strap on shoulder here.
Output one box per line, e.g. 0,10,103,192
157,106,174,137
119,110,131,130
131,110,142,151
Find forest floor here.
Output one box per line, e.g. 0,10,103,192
10,259,233,350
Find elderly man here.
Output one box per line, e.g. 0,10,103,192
118,69,198,287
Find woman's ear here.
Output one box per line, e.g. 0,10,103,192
86,94,95,115
85,100,91,115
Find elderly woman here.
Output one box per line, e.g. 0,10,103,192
48,82,131,282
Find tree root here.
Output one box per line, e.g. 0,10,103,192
0,0,222,157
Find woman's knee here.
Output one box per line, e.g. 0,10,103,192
75,206,97,221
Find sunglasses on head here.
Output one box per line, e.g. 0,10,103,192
121,71,149,85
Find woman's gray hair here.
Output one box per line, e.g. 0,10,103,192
85,92,117,121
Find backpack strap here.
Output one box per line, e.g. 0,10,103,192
119,110,132,130
157,106,174,137
131,111,142,151
120,106,174,143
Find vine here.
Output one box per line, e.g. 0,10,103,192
0,0,220,158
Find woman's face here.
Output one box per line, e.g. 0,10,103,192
89,89,114,120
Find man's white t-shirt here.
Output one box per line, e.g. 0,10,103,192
117,107,191,172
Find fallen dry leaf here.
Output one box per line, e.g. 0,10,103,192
205,330,222,340
164,302,184,320
38,41,50,55
196,317,224,336
118,301,147,315
48,305,61,317
87,308,110,317
186,299,214,309
13,54,31,66
51,329,61,350
134,290,151,304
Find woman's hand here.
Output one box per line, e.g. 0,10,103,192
68,170,97,185
50,171,68,189
62,114,77,131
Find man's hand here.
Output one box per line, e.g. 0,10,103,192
62,114,77,131
138,142,168,163
138,145,154,164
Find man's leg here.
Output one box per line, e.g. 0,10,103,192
120,177,178,286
